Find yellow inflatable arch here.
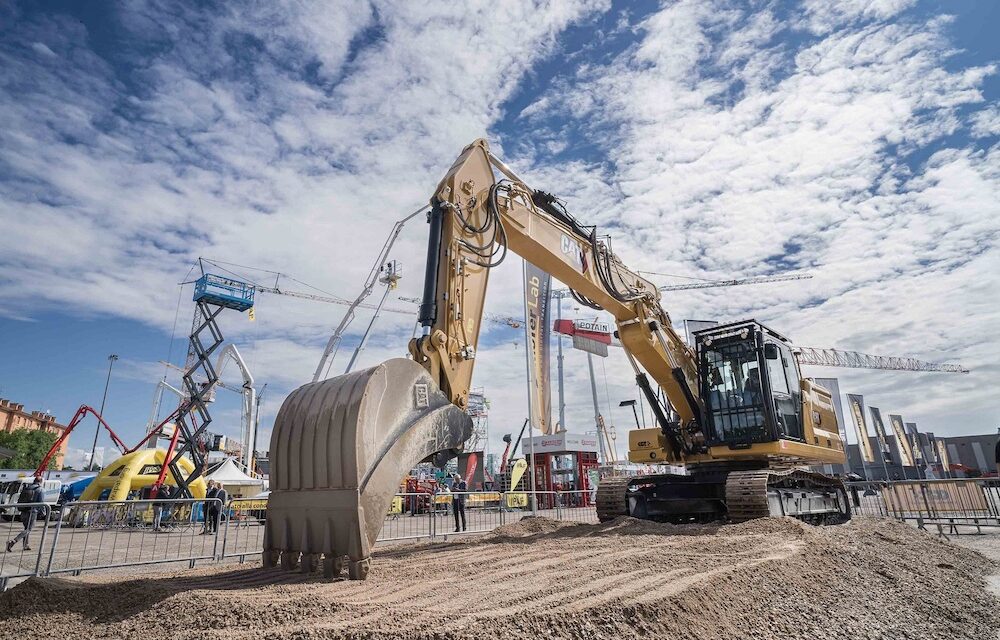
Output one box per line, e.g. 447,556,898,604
80,448,207,501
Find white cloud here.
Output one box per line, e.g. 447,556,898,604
0,0,996,461
30,41,56,57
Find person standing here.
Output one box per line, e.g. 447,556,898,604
452,474,467,533
212,483,228,534
6,477,44,552
202,480,219,534
153,484,174,531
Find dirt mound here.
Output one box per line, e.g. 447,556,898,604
488,515,583,538
1,516,997,640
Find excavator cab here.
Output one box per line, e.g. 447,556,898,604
696,321,804,450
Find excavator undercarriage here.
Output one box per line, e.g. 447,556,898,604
596,466,850,525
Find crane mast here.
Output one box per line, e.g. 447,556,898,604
795,347,969,373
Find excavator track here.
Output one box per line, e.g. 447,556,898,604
595,476,631,522
725,468,850,524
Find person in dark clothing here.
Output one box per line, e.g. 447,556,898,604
202,481,219,534
212,484,228,533
452,474,467,533
153,484,174,531
6,477,44,552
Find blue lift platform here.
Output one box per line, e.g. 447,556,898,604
193,274,255,311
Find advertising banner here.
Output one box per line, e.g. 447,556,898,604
846,394,876,463
888,414,915,467
524,432,600,454
523,260,553,434
553,318,612,357
868,406,894,464
904,422,924,464
936,439,951,472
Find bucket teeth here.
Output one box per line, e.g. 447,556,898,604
264,358,472,580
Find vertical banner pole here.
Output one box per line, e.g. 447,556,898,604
522,259,538,516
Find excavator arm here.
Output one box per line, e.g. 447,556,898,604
265,139,706,580
410,139,702,445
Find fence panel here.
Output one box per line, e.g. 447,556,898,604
437,491,504,536
846,482,891,517
44,498,222,576
378,492,439,542
556,490,599,524
845,479,1000,534
0,503,51,590
220,497,267,561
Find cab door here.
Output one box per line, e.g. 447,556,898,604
763,342,802,441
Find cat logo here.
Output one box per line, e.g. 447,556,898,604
560,233,587,272
637,440,652,448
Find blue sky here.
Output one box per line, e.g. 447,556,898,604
1,0,997,467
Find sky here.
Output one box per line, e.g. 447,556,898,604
0,0,997,470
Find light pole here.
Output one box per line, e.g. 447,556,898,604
620,399,643,429
88,354,118,471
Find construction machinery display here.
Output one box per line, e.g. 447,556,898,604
266,138,914,580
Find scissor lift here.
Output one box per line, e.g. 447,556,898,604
162,274,255,497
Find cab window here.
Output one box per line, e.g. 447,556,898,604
766,343,789,394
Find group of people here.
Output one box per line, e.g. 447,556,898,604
203,479,228,534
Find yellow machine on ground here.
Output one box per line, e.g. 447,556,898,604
265,140,849,580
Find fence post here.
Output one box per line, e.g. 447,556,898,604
212,498,222,560
44,504,66,577
30,505,51,577
500,492,505,527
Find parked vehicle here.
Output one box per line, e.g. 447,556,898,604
0,478,61,519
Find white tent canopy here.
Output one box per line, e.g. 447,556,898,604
206,457,266,496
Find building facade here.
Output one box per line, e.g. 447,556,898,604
0,398,68,469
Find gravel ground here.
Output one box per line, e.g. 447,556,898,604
0,516,997,640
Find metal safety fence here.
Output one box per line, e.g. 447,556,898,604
0,503,52,591
846,478,1000,534
1,490,600,589
44,498,224,576
219,490,597,560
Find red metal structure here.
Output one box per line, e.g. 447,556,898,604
34,402,202,498
34,405,129,477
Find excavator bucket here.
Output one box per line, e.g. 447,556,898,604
264,358,472,580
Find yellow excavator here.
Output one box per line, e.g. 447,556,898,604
264,139,849,580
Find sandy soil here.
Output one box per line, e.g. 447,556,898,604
1,516,997,640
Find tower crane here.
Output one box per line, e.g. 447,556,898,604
641,272,814,292
794,348,969,373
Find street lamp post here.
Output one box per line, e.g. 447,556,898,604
88,354,118,471
619,399,642,430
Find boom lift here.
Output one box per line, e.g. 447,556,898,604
263,139,944,580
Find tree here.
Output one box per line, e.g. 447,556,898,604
0,429,59,470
